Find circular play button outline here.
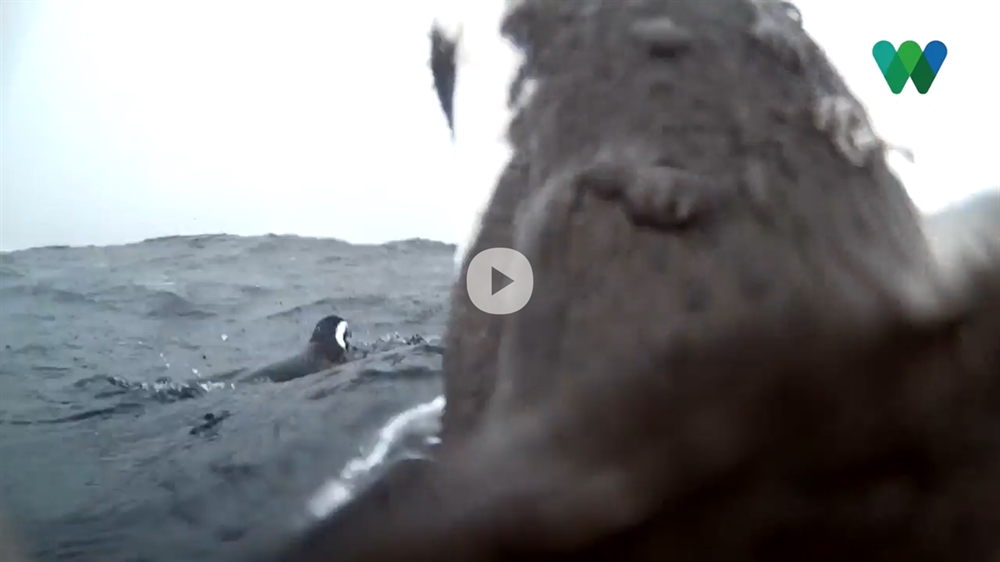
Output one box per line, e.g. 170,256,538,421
466,247,534,315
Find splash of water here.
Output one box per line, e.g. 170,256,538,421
306,394,446,519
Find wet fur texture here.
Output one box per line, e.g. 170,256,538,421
261,1,1000,561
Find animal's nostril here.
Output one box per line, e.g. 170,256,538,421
630,18,694,61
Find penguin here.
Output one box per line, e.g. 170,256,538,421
240,315,352,383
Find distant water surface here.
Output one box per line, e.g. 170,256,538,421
0,234,454,562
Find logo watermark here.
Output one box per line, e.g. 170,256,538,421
872,40,948,94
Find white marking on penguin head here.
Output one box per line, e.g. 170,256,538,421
335,320,349,351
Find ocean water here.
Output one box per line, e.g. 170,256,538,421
0,234,454,562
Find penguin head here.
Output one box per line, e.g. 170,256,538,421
310,315,352,363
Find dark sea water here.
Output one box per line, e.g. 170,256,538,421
0,234,455,562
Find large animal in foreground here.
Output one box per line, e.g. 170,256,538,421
263,1,1000,560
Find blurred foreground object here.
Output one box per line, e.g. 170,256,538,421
259,1,1000,560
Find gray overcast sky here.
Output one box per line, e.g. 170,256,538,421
1,0,998,252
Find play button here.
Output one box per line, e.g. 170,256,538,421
492,267,514,295
466,247,534,315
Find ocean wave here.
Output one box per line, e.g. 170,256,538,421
0,234,453,562
0,283,100,307
0,264,25,278
84,283,217,319
58,333,442,411
263,297,343,320
144,291,216,319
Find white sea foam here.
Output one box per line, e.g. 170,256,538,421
307,395,446,519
